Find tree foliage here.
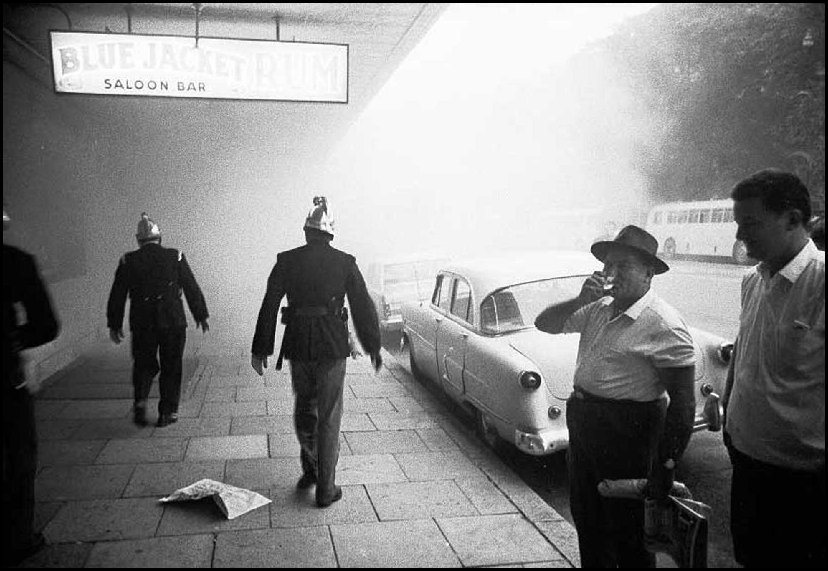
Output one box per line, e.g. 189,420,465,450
584,3,825,212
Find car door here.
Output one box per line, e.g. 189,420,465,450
413,273,451,382
436,276,473,399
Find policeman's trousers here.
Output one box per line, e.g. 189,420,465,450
290,359,346,497
131,326,186,415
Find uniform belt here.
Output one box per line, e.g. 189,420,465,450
292,306,330,317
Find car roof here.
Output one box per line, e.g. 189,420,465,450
438,250,599,297
367,253,452,266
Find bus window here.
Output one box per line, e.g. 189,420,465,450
678,210,689,224
653,211,663,225
667,212,677,224
699,209,711,223
689,210,700,224
712,209,724,223
723,208,734,223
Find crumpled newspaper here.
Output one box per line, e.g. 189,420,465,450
158,479,271,520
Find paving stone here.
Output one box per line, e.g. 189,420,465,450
388,396,425,412
235,385,292,401
44,498,163,542
36,464,134,501
340,412,378,432
266,399,296,415
200,401,267,417
147,416,231,438
185,434,268,460
535,520,582,568
34,400,68,420
369,411,439,430
270,483,377,528
231,415,295,435
95,438,188,464
204,387,237,402
71,418,154,440
437,513,564,567
214,526,336,568
336,453,408,485
331,519,461,567
157,491,271,535
37,419,83,441
416,427,461,451
208,375,265,389
225,457,300,489
85,534,214,568
350,383,411,398
15,541,92,568
39,439,107,466
344,429,428,455
124,461,226,497
454,476,519,515
395,451,484,481
342,397,395,414
54,399,133,419
367,480,478,520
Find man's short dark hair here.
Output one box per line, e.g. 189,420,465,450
730,169,812,223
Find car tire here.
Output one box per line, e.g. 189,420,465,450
475,408,501,450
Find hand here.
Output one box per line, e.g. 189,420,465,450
578,271,607,304
348,334,362,359
109,328,124,344
370,351,383,373
251,354,268,376
197,320,210,333
644,460,676,502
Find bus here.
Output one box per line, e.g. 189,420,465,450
646,199,752,264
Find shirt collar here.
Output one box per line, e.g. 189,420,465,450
601,288,654,321
759,240,819,283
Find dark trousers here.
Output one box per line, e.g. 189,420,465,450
1,386,38,556
726,435,826,568
566,394,665,568
290,359,346,497
131,327,186,415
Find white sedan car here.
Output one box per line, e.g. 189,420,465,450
401,250,731,456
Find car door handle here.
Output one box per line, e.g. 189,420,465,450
435,316,443,322
459,332,469,339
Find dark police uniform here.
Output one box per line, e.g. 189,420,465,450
3,244,59,565
107,242,208,419
252,239,380,504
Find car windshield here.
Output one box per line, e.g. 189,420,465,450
384,260,447,302
480,276,587,335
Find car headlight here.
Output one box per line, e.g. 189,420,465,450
519,371,541,390
717,342,734,364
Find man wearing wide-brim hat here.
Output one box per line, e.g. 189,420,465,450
536,225,696,568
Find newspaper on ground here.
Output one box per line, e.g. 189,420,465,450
158,479,272,520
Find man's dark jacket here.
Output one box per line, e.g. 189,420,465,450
107,242,208,331
252,240,380,361
3,245,60,384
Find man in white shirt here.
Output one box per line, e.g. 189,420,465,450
724,169,825,568
536,225,696,568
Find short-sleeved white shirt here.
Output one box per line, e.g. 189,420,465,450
564,289,696,401
728,240,825,470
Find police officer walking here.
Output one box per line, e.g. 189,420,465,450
107,213,209,428
251,197,381,508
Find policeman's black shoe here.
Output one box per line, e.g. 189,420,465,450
316,485,342,508
297,472,317,490
133,406,149,427
156,412,179,427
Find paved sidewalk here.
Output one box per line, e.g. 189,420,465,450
20,334,580,568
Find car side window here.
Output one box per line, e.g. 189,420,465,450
439,277,454,312
431,275,443,305
451,278,473,323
